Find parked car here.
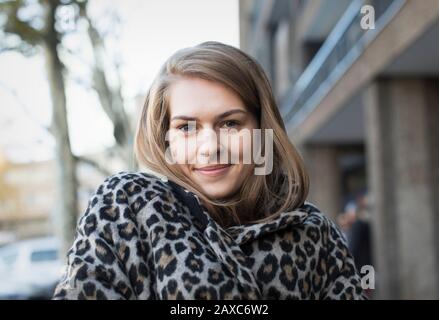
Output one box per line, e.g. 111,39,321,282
0,236,64,299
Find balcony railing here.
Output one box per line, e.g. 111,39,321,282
280,0,406,129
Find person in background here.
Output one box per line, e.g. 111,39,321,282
348,192,373,272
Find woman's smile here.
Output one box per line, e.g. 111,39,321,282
193,164,232,177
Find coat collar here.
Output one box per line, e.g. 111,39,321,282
226,209,309,245
167,179,314,246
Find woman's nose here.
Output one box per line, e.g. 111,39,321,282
197,128,225,161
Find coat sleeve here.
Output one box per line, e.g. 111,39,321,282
320,217,369,300
52,174,160,300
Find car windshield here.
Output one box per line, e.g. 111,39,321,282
30,249,58,263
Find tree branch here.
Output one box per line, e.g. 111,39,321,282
0,80,53,136
74,155,111,177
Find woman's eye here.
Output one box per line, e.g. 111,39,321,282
222,120,240,128
177,124,196,133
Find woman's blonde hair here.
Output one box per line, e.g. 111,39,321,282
134,41,309,228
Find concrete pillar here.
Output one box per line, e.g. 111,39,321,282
302,145,342,222
364,78,439,299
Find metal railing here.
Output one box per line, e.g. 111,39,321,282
281,0,406,130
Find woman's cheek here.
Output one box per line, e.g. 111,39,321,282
239,130,254,164
168,135,189,164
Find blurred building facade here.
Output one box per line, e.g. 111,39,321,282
239,0,439,299
0,149,124,244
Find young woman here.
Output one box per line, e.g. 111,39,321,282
53,41,366,300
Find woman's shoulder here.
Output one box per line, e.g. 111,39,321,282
55,171,175,299
79,171,177,228
294,202,365,299
294,201,348,247
92,170,172,201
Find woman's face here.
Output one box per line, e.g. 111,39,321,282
167,77,259,199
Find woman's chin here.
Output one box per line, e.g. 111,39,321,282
200,187,234,200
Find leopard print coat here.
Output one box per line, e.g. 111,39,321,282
53,171,366,300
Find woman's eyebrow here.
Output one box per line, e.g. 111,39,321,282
171,109,248,122
216,109,248,120
170,115,198,121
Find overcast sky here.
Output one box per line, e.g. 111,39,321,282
0,0,239,163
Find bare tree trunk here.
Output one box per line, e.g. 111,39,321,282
45,1,79,257
81,7,137,171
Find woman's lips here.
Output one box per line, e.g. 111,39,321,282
193,164,232,177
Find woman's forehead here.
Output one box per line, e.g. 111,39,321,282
168,77,247,118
